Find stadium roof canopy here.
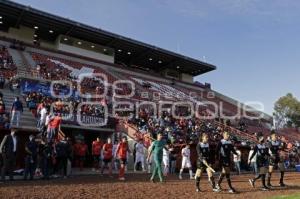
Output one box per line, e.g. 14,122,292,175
0,0,216,76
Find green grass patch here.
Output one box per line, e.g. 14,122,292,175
270,193,300,199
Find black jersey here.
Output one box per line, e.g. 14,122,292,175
196,142,210,162
250,143,269,166
268,140,282,156
217,139,237,161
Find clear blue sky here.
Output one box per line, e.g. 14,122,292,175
13,0,300,114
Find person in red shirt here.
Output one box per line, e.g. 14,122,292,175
73,140,88,171
101,137,113,176
92,137,103,172
47,113,62,142
116,136,131,181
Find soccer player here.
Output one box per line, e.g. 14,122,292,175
147,133,166,183
101,137,113,176
134,139,146,172
179,144,193,180
248,134,270,191
92,137,102,172
267,131,286,187
116,136,131,181
195,133,219,193
216,131,238,194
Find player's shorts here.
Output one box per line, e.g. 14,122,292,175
269,155,280,166
219,158,231,168
257,157,269,168
181,158,192,168
258,166,268,174
196,159,208,170
93,155,100,162
135,154,144,163
103,158,112,164
163,157,169,167
119,158,127,165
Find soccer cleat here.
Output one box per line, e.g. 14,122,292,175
150,178,155,183
261,187,269,191
212,188,220,193
119,177,125,181
179,175,183,180
190,177,194,180
196,188,201,192
279,182,286,187
215,184,222,192
228,188,236,194
267,183,273,188
249,179,255,188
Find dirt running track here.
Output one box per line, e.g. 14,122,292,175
0,172,300,199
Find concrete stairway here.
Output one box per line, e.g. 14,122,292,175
0,86,37,131
7,48,30,76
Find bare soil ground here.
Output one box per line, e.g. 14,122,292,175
0,172,300,199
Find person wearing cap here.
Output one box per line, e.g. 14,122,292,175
248,134,270,191
147,133,166,183
24,134,38,180
116,136,131,181
0,129,18,182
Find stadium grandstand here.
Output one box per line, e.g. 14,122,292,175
1,0,297,174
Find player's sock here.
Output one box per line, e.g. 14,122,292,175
280,172,285,186
195,176,200,191
262,174,268,188
179,169,183,179
217,173,225,186
209,176,216,188
226,174,235,191
189,170,193,179
267,172,272,186
253,174,262,182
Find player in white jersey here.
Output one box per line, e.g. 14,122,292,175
163,143,170,176
134,140,146,172
179,144,193,180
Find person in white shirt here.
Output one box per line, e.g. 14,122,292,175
112,141,119,171
163,143,170,176
233,147,241,175
179,144,193,180
248,146,258,175
38,107,47,133
134,140,146,172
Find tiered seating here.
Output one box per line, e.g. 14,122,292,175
0,45,17,79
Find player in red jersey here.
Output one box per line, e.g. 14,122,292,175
101,137,113,176
92,137,103,172
116,136,131,181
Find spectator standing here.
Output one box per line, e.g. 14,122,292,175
248,146,258,175
55,138,70,178
47,113,62,142
134,139,146,172
0,130,18,182
40,139,53,180
24,135,38,180
10,97,23,127
233,147,242,175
